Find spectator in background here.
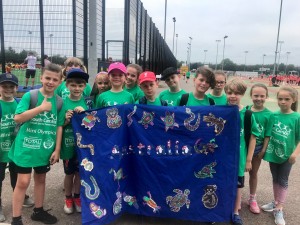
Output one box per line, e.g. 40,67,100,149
23,52,37,89
44,55,51,67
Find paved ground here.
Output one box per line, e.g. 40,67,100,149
1,76,300,225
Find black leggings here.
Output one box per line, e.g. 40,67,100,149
0,162,18,199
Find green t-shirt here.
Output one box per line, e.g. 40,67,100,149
176,93,211,106
95,90,135,108
248,106,274,146
0,100,18,162
124,85,144,102
186,71,191,78
135,97,163,106
159,89,187,106
8,91,65,167
55,81,92,100
264,111,300,164
207,93,227,105
238,107,260,176
59,96,88,160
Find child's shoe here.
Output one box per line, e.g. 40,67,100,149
0,205,5,222
23,195,34,208
31,208,57,224
11,219,23,225
73,197,81,213
232,214,243,225
274,209,285,225
64,198,74,214
248,199,260,214
261,201,276,212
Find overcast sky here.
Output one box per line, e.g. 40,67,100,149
141,0,300,66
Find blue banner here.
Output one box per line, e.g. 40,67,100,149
72,105,240,225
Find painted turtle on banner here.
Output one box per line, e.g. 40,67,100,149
161,111,179,132
138,111,155,129
166,189,190,212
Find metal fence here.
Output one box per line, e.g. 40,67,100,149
0,0,176,76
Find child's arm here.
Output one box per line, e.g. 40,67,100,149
14,97,52,123
50,126,62,165
246,134,256,172
257,136,270,159
289,142,300,164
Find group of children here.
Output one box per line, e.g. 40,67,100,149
0,57,299,225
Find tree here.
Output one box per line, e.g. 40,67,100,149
221,58,236,71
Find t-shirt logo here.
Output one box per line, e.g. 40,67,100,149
23,137,42,149
273,121,291,138
43,138,54,149
166,100,174,106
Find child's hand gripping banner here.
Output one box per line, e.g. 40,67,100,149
71,104,240,225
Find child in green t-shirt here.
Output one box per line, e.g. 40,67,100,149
159,67,186,106
246,84,273,214
207,70,227,105
56,68,90,215
137,71,167,106
90,71,110,104
95,62,134,108
55,57,92,100
124,64,144,101
224,78,259,225
262,86,300,225
9,64,64,225
0,73,34,222
177,67,216,106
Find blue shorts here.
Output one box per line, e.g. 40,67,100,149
63,156,79,175
253,144,263,156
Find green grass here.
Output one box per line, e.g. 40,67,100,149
11,69,42,86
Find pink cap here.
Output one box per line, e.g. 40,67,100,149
139,71,156,84
108,62,127,74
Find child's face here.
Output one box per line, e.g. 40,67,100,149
194,74,210,94
66,81,86,99
277,90,295,112
109,71,126,88
226,89,243,106
96,76,110,93
165,74,180,89
140,81,158,99
66,62,81,72
0,82,17,99
40,70,61,94
251,87,267,108
214,74,226,91
125,67,138,87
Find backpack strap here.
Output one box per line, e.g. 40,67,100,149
244,109,253,150
84,96,93,110
179,93,189,106
208,97,215,105
29,89,39,109
55,94,63,112
138,96,147,104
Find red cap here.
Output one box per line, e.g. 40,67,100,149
139,71,156,84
